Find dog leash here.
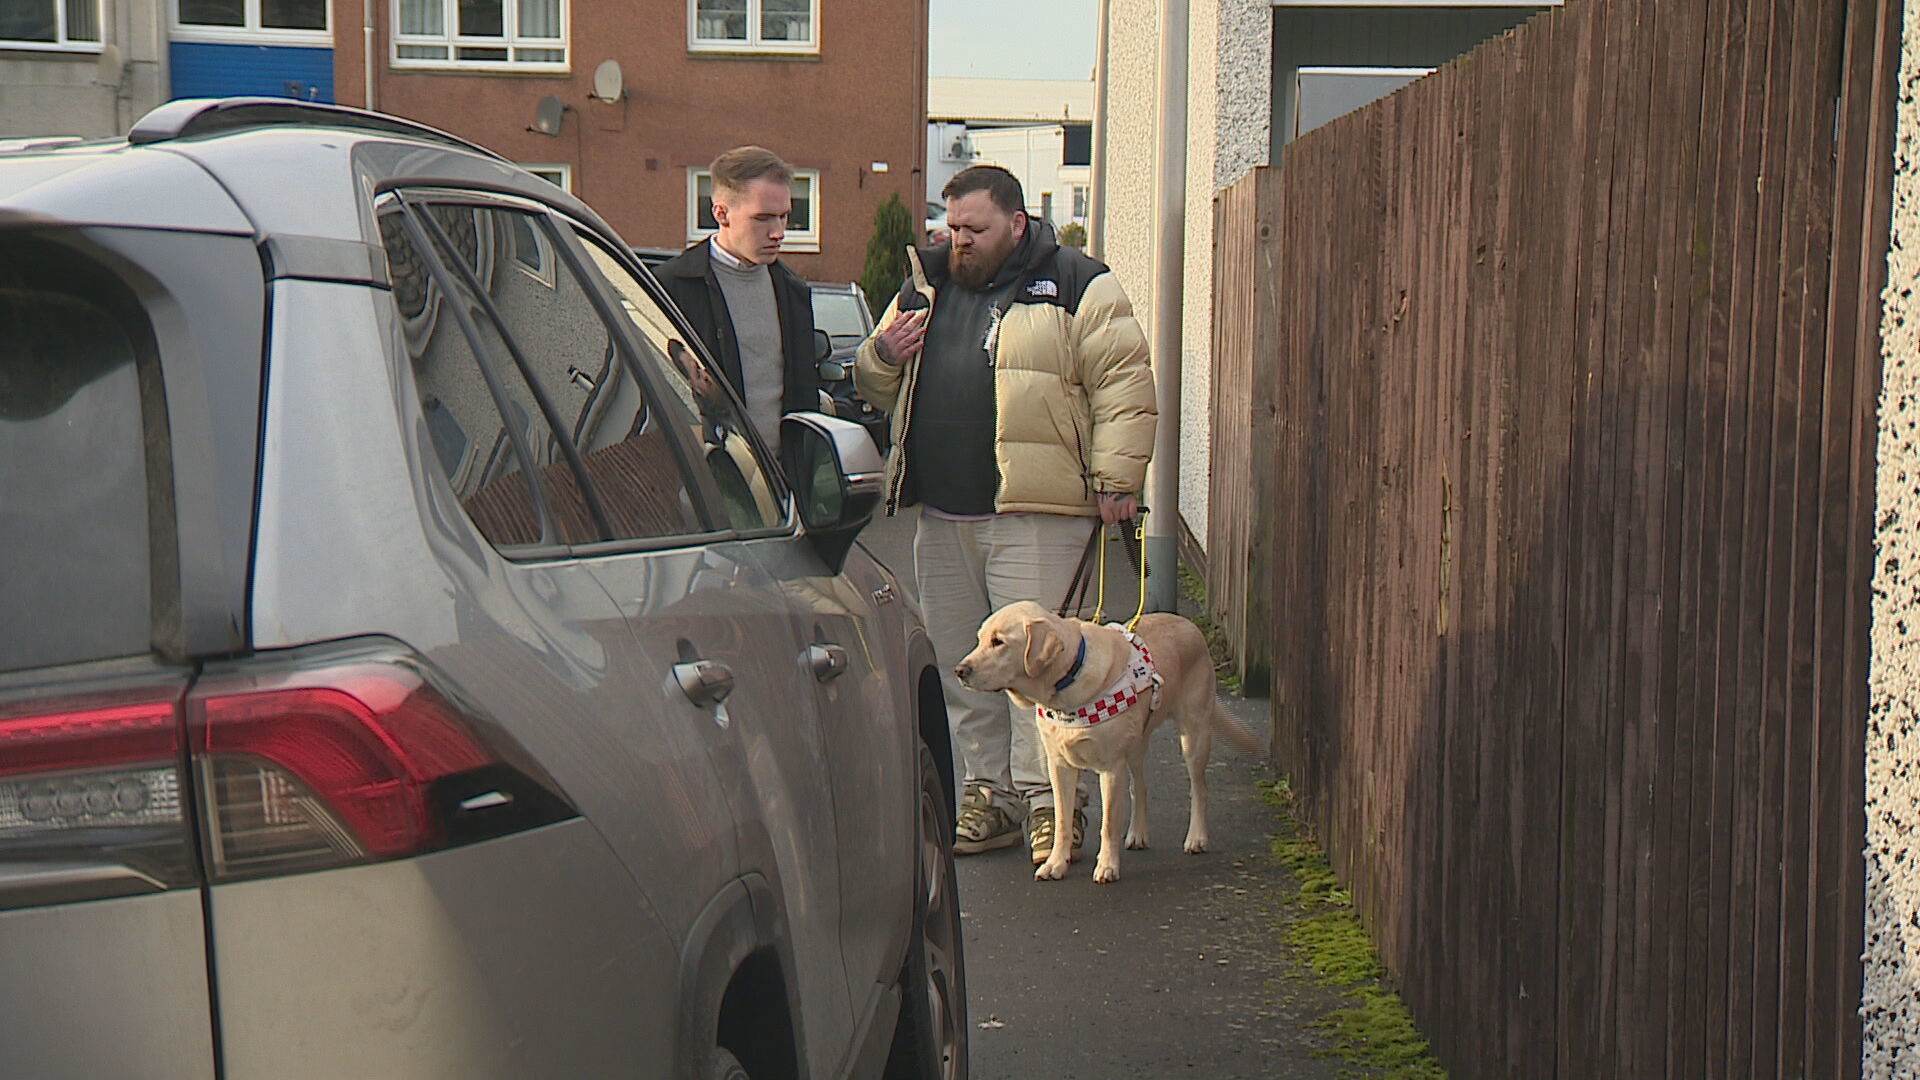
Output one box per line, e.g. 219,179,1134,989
1056,508,1153,633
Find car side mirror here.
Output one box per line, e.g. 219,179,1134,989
812,327,833,363
781,411,886,572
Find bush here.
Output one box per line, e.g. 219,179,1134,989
1058,220,1087,248
860,192,914,320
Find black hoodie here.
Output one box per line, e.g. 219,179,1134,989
903,221,1058,515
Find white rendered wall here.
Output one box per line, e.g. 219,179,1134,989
1864,6,1920,1076
1102,0,1270,552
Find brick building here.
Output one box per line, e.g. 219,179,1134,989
330,0,929,283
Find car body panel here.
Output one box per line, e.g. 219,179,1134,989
0,891,218,1078
0,145,252,233
753,537,919,1014
249,279,741,938
588,535,857,1078
210,819,677,1079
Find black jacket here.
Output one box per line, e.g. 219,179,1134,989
652,239,821,418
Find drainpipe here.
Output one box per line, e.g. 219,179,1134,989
1143,0,1186,612
363,0,376,110
1088,0,1111,259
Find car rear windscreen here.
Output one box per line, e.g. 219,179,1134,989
0,286,152,673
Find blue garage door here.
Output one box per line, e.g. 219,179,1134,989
169,42,333,103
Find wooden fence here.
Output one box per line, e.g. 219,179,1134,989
1206,0,1902,1076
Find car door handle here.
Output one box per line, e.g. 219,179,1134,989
672,659,735,707
806,643,850,682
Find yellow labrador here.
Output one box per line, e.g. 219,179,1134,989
954,600,1263,884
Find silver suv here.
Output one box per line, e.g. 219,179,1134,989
0,98,964,1080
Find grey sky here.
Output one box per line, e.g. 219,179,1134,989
928,0,1099,81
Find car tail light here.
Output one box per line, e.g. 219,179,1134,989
0,692,199,902
187,644,575,881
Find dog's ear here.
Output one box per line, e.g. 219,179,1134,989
1021,616,1064,678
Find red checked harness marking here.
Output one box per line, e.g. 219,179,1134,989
1036,628,1163,728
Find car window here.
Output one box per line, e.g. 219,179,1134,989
0,283,151,673
381,205,608,550
410,203,713,545
567,229,785,533
811,290,871,342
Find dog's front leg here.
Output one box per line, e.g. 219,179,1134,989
1093,768,1127,883
1034,753,1077,881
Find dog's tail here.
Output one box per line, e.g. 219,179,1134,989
1210,698,1267,757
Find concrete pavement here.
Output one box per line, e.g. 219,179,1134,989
854,511,1350,1079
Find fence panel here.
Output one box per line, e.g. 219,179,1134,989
1203,0,1901,1074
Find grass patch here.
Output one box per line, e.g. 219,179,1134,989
1176,562,1244,695
1257,778,1447,1079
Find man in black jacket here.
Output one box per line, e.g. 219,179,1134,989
652,146,820,451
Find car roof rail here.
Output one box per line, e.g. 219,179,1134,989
129,98,505,161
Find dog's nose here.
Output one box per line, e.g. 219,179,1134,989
954,661,972,681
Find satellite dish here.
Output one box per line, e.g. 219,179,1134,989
96,44,123,89
532,94,568,136
592,60,625,104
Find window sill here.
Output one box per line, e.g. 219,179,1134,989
390,60,571,75
170,27,332,47
686,45,820,61
0,41,104,54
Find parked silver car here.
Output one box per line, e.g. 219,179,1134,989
0,98,964,1080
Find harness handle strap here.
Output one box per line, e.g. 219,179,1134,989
1057,519,1103,619
1124,507,1151,633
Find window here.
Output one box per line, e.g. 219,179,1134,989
688,0,816,54
1071,185,1089,221
394,0,565,69
1,0,102,49
687,168,820,254
173,0,326,43
379,197,779,551
1294,67,1432,139
0,254,151,672
520,164,572,193
569,229,783,532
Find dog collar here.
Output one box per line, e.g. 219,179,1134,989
1037,628,1163,728
1053,634,1088,693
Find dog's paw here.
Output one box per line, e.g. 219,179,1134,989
1034,858,1070,881
1183,835,1209,854
1125,832,1149,850
1093,861,1121,884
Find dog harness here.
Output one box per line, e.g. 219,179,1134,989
1036,627,1163,728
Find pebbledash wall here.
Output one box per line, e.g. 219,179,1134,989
1866,5,1920,1076
1101,0,1271,551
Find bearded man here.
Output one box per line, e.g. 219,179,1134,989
853,164,1157,870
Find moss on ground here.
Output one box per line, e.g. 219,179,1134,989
1258,765,1446,1079
1175,562,1244,696
1179,562,1442,1077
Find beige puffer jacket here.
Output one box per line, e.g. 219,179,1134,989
853,241,1156,517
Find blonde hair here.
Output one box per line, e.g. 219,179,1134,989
710,146,794,199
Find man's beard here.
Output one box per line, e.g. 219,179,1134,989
950,238,1015,289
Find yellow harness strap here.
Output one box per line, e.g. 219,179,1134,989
1091,509,1152,633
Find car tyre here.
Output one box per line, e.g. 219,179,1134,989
884,742,968,1079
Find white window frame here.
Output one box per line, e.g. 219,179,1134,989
687,167,821,254
171,0,331,46
686,0,818,56
391,0,568,73
2,0,105,52
520,163,572,193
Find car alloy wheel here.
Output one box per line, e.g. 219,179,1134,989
887,743,968,1079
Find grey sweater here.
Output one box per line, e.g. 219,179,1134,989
711,251,786,447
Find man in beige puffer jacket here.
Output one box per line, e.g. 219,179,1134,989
855,165,1156,868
